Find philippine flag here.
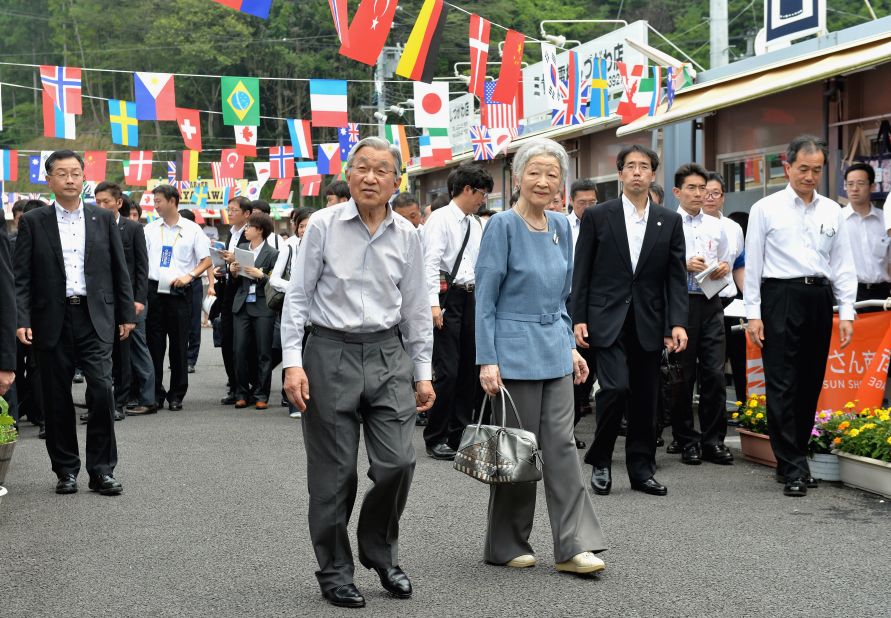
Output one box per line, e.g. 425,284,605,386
309,80,348,128
287,119,314,159
317,143,341,175
134,72,177,120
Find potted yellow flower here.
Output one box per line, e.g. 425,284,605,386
831,405,891,499
807,407,855,482
732,394,774,467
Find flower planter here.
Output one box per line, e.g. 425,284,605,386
737,429,777,468
834,451,891,499
0,440,15,486
808,452,841,482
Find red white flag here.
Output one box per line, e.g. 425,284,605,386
492,29,524,105
126,151,153,186
234,125,258,156
468,14,490,99
338,0,400,66
84,150,107,182
219,148,244,179
175,108,202,151
300,174,323,196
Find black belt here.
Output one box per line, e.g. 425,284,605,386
309,324,399,343
763,276,828,286
66,296,87,305
451,282,475,293
858,281,890,291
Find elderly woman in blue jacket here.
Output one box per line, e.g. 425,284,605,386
475,138,606,575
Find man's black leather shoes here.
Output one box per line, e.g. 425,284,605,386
38,424,46,440
784,477,808,497
373,566,412,598
89,474,123,495
55,474,77,494
426,443,456,460
701,443,734,465
168,401,183,411
220,394,237,405
681,444,702,465
126,404,157,416
775,473,817,488
575,436,586,449
113,408,126,421
630,477,668,496
590,466,611,495
322,583,365,608
666,440,682,454
656,435,665,447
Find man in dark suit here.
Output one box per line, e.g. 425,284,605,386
0,216,15,399
572,144,688,497
15,150,135,495
95,182,149,419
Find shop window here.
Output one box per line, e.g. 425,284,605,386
718,148,786,213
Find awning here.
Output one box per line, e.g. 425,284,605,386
616,32,891,136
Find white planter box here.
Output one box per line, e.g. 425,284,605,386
834,450,891,499
808,452,840,482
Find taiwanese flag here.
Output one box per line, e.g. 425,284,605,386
211,0,272,18
492,29,525,105
395,0,448,83
84,151,107,182
339,0,400,66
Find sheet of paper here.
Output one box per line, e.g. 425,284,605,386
234,247,256,279
157,271,174,295
210,247,228,269
695,263,729,299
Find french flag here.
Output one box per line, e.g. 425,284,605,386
309,80,348,128
287,119,314,159
317,143,341,175
134,72,177,121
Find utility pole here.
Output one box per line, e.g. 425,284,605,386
710,0,729,68
374,47,401,137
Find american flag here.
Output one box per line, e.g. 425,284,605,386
211,162,238,187
469,125,494,161
481,80,522,130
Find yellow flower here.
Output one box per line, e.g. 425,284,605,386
745,410,753,417
748,400,758,409
861,423,876,431
834,410,843,417
755,413,764,420
731,412,739,419
735,401,743,407
833,437,842,446
886,437,891,446
849,428,860,438
759,395,766,402
839,421,850,431
844,402,856,410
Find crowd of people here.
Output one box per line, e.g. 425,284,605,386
0,132,880,608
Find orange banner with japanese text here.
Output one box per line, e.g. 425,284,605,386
745,311,891,410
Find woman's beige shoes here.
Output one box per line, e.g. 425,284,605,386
555,552,605,574
505,554,537,568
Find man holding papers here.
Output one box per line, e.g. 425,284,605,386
668,163,733,466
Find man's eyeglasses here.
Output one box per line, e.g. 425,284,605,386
472,188,489,199
705,191,723,200
573,200,596,208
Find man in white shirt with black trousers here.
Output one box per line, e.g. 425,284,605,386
842,162,890,306
745,135,857,497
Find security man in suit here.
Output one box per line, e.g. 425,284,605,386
0,216,15,400
15,150,135,495
572,145,688,497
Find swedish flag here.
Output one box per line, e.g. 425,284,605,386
588,58,610,119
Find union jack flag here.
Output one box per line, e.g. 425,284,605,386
166,160,191,191
469,125,494,161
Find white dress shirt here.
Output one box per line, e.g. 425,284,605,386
622,194,649,272
677,207,730,295
144,214,211,282
717,214,745,298
270,234,301,293
55,201,87,297
422,201,482,307
744,184,857,320
883,193,891,231
842,205,891,284
567,210,582,251
281,199,433,380
227,224,246,251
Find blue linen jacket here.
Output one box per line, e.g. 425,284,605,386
475,209,575,380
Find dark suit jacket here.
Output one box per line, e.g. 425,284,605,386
231,242,278,317
571,197,688,352
14,203,136,349
117,216,149,306
215,229,251,306
0,223,16,370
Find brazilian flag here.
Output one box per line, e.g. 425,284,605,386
221,76,260,126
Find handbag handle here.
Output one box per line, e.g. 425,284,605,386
474,386,525,431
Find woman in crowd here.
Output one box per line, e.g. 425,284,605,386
270,207,315,418
229,211,279,409
475,138,607,575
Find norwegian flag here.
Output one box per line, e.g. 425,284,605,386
211,162,238,187
39,65,82,115
469,125,494,161
481,80,522,130
269,146,295,179
468,14,490,98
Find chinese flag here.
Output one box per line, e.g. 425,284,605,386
84,150,107,182
339,0,400,66
220,148,244,178
271,177,292,200
492,29,525,104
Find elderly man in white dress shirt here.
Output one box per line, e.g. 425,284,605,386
745,135,857,497
281,137,434,609
842,162,891,306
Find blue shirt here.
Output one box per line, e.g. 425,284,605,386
475,209,575,380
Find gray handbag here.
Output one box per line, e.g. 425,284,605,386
454,386,542,484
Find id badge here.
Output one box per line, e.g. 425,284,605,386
247,283,256,303
160,245,173,268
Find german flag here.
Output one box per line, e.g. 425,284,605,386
395,0,448,83
176,150,199,181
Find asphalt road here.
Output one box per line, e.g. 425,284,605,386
2,330,889,617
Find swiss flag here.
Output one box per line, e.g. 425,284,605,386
339,0,400,65
220,148,244,179
492,29,525,105
176,108,202,151
125,151,153,186
84,150,107,182
234,125,258,156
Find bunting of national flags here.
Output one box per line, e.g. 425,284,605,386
269,146,294,179
395,0,449,83
108,100,138,146
338,123,361,160
287,119,313,159
135,72,176,120
309,80,348,128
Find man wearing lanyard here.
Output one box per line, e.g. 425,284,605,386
143,185,212,411
668,163,733,466
745,135,857,497
841,163,890,307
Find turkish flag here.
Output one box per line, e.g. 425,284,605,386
271,177,292,200
84,150,107,182
492,29,524,105
339,0,400,65
176,108,202,151
220,148,244,179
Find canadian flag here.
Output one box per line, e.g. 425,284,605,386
234,125,258,156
